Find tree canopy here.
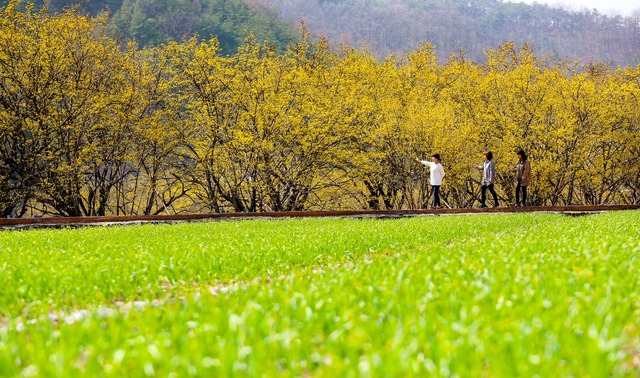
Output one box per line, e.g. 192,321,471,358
1,4,639,217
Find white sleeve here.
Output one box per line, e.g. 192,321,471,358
419,160,432,168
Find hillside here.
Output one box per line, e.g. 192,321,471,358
1,0,638,63
255,0,640,65
109,0,299,52
0,0,299,54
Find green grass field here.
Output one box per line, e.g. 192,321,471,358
1,212,639,376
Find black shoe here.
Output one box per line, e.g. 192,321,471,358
477,204,488,208
493,203,500,208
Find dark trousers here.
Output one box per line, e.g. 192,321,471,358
481,184,499,206
432,185,441,207
516,184,527,205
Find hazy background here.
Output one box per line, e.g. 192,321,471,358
517,0,640,16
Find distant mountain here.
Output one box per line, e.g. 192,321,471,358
3,0,638,64
1,0,299,54
109,0,299,52
254,0,640,65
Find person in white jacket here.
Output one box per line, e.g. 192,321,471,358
415,154,446,209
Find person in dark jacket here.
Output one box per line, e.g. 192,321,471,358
508,150,531,207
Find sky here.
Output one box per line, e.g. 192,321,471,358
516,0,640,16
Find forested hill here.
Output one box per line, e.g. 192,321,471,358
2,0,639,64
0,0,299,54
111,0,303,52
256,0,640,66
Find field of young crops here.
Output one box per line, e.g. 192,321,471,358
1,211,639,376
